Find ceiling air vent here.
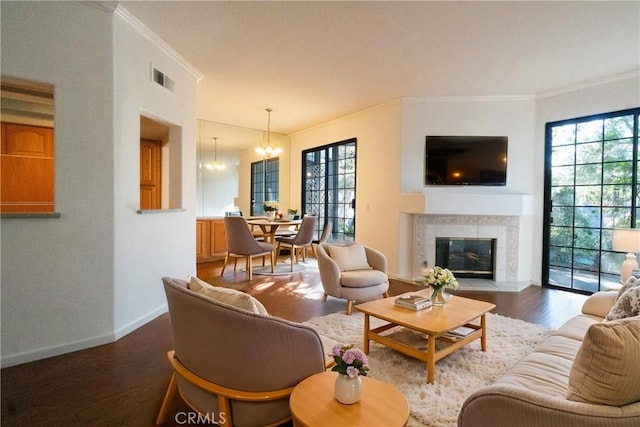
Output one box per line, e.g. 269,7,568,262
151,66,175,91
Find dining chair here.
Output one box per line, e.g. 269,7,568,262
221,216,274,280
275,215,317,271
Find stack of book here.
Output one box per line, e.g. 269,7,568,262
394,294,432,311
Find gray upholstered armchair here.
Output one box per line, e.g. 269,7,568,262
157,277,328,427
316,243,389,315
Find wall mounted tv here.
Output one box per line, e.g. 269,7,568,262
425,135,508,186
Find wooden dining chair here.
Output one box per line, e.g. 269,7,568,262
275,215,317,271
220,216,274,280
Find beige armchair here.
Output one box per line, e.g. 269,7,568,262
157,277,328,427
316,243,389,315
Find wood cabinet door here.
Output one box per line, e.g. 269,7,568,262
140,138,161,210
212,220,227,254
196,220,211,260
1,122,54,212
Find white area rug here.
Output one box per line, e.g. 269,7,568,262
303,311,552,427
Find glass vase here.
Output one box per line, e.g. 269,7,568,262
430,286,447,306
334,374,362,404
266,211,276,221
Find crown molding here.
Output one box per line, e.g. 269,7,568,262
402,94,535,104
536,70,640,99
79,1,118,14
114,4,203,82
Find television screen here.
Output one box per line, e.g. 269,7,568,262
425,136,508,186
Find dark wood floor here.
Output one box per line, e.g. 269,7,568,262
1,259,587,426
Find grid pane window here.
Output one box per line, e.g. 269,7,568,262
250,158,279,216
302,139,356,241
544,108,639,293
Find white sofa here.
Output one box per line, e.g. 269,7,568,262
458,289,640,427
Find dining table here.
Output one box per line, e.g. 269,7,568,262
247,218,302,243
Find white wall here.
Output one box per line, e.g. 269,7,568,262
288,81,639,283
196,141,240,217
1,2,116,367
400,97,537,280
531,73,640,284
289,101,404,271
0,2,200,367
112,7,199,336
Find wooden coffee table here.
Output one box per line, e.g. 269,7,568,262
289,371,409,427
356,289,496,384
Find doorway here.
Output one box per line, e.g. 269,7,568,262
543,108,639,293
302,138,357,241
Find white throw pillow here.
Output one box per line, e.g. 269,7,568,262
618,276,639,300
188,276,269,316
606,284,640,321
327,244,371,272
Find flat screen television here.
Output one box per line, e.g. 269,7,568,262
425,135,508,186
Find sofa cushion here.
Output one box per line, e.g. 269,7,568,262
340,269,388,288
581,290,618,318
327,244,371,272
606,284,640,320
551,314,601,341
567,316,640,406
188,276,269,316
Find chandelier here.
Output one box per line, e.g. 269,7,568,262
205,137,226,170
256,108,282,158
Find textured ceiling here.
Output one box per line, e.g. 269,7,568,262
121,0,639,147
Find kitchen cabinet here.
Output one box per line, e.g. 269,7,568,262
196,218,227,261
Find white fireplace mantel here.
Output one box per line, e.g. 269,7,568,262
399,192,534,216
424,192,534,216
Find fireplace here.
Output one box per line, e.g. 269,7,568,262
435,237,496,279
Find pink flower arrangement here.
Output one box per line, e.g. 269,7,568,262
330,344,370,378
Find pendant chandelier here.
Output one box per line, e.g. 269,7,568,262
256,108,282,158
205,137,226,170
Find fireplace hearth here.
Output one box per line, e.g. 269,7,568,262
436,237,496,279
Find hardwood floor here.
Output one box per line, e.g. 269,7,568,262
1,260,587,426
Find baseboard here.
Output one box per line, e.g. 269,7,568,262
1,332,114,368
113,303,167,340
1,304,168,368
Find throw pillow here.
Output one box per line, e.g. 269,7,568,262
567,316,640,406
188,276,269,316
327,244,372,272
606,284,640,321
618,276,639,299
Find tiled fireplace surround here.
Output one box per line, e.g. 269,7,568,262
413,214,527,291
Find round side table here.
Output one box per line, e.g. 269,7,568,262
290,371,409,427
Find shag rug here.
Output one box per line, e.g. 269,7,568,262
303,311,552,427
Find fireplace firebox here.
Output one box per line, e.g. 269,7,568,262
435,237,496,279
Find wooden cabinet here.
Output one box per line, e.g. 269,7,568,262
1,122,55,213
212,220,227,254
196,218,227,262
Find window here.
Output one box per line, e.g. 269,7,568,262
1,76,55,213
250,158,279,216
302,139,357,241
543,108,639,292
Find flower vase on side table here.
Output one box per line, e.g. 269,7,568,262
334,374,362,404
